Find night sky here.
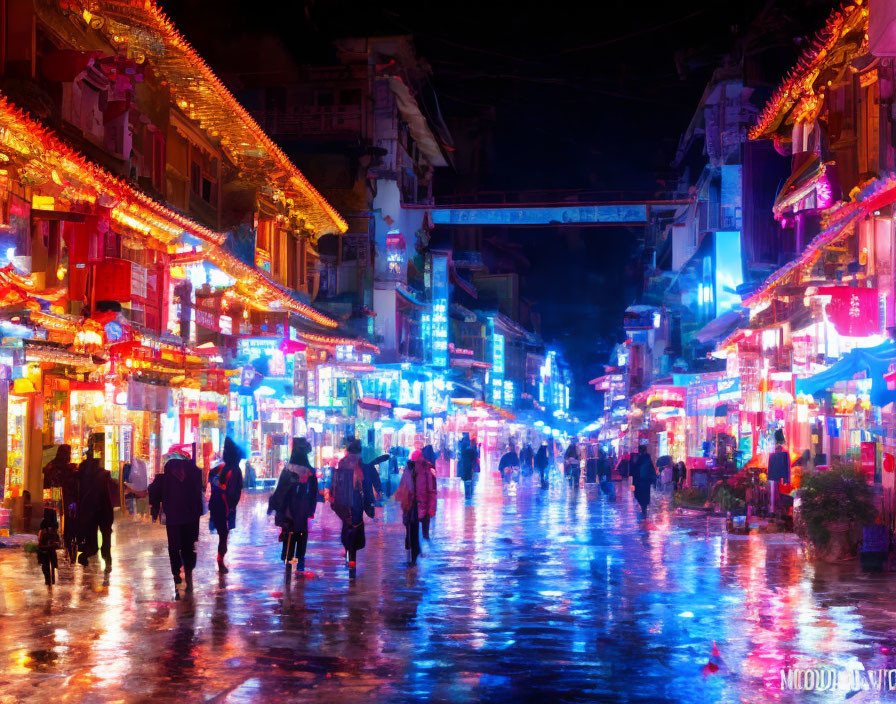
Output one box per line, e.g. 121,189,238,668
160,0,833,407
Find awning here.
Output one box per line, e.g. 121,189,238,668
796,339,896,406
694,310,747,345
773,155,825,216
396,286,425,308
743,207,862,306
631,385,685,407
386,76,448,167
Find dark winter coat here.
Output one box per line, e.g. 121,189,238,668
767,449,791,483
534,446,549,470
498,451,520,473
149,457,203,526
76,458,114,535
332,452,380,523
632,451,657,509
596,452,611,481
209,461,243,533
268,463,318,533
457,436,477,481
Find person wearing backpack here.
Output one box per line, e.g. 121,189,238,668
36,511,61,586
268,437,318,576
208,437,244,575
330,439,372,579
457,433,477,500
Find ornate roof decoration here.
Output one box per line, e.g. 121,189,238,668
749,1,868,140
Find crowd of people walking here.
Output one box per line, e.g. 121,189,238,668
35,429,663,595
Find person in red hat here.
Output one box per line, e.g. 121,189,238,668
396,449,438,566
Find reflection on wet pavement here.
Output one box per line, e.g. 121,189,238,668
0,467,893,703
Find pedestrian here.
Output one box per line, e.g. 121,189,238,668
521,443,534,475
75,440,114,571
657,456,673,491
149,448,204,597
43,444,78,561
396,449,438,566
616,454,630,480
632,442,657,519
585,444,598,483
330,439,374,579
422,443,437,467
36,510,61,587
268,437,318,576
767,431,790,517
43,444,73,491
535,443,550,489
457,433,476,500
672,461,686,491
208,437,244,574
564,440,581,489
385,446,403,497
123,456,148,515
498,445,520,483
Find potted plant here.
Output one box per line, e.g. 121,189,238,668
795,465,877,562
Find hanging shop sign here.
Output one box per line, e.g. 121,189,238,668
861,441,878,483
127,380,170,413
195,292,223,332
292,350,307,401
817,286,880,337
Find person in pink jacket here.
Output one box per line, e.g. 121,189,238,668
396,449,438,566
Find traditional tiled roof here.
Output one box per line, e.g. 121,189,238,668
0,93,343,327
0,94,225,246
53,0,348,236
749,1,868,140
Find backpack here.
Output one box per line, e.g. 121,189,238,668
330,457,358,522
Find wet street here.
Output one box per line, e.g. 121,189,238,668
1,467,895,703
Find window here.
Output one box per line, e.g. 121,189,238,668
315,90,334,107
190,161,200,195
190,155,218,206
152,132,165,192
272,228,281,280
858,78,880,176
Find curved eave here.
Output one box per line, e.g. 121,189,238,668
0,94,225,247
204,246,340,328
749,1,868,141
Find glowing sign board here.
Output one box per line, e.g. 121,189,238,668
430,204,647,226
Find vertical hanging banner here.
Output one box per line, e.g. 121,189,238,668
818,287,880,337
429,253,449,367
861,441,878,483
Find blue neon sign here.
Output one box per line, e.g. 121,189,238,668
430,204,647,226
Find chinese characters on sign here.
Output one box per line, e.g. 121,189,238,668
818,287,880,337
428,253,449,367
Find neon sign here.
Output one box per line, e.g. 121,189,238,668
428,253,449,367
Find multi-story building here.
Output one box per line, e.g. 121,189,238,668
0,0,357,530
733,0,896,466
238,36,454,358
